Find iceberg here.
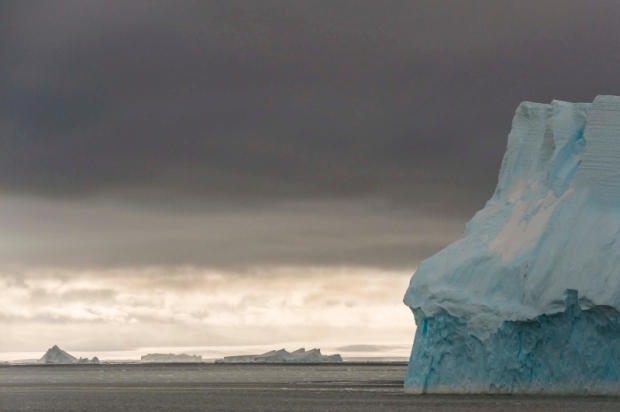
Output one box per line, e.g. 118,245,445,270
77,357,100,364
404,95,620,394
140,353,203,363
216,348,343,363
38,345,78,364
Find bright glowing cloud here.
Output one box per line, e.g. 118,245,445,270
0,266,415,358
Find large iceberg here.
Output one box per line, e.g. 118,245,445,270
404,95,620,394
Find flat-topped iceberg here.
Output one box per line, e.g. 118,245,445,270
405,95,620,394
216,348,343,363
141,353,203,363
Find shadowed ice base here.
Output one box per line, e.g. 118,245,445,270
405,290,620,394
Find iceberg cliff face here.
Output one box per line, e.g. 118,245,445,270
404,95,620,394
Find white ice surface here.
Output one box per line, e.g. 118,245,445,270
405,95,620,337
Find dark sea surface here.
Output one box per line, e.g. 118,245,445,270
1,363,619,411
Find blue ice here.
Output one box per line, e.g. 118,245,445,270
405,96,620,394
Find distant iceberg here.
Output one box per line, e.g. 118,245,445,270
77,356,100,364
216,348,343,363
405,96,620,394
141,353,203,363
38,345,78,364
37,345,99,364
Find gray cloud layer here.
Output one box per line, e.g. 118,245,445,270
0,197,461,270
2,1,620,271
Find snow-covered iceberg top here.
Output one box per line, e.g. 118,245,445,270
405,95,620,337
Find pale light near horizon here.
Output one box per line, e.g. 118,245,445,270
1,265,416,360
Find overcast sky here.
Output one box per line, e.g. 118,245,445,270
2,0,620,357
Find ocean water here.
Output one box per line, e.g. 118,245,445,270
1,364,619,411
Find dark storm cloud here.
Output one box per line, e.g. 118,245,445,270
3,1,619,206
1,1,620,270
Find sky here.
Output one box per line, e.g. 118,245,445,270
2,0,620,359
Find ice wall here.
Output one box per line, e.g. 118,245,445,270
404,95,620,394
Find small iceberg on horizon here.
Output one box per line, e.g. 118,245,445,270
216,348,343,363
140,353,203,363
38,345,99,364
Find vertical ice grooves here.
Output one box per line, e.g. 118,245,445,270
575,95,620,202
537,107,557,174
543,102,590,196
496,103,550,198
